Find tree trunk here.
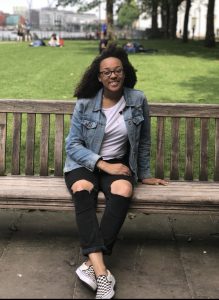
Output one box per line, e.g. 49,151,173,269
106,0,114,40
204,0,216,47
182,0,191,42
151,0,158,36
168,0,178,39
168,0,183,39
161,0,170,38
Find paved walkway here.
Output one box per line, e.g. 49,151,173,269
0,209,219,299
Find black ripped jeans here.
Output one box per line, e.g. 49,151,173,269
64,158,135,256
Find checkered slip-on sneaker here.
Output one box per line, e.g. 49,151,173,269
76,262,97,291
95,270,116,299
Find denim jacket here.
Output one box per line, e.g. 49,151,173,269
64,87,151,183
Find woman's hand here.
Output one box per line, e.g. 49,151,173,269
97,160,131,176
142,178,168,185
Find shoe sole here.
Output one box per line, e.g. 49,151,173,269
76,268,97,291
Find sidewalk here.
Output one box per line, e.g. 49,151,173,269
0,209,219,299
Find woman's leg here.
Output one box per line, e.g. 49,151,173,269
65,168,130,298
74,180,132,273
100,176,134,255
65,170,108,257
65,168,106,256
90,177,133,298
73,185,108,278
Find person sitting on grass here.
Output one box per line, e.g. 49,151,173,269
123,41,158,54
29,33,46,47
48,33,64,47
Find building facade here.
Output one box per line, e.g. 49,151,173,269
0,6,98,34
39,7,98,32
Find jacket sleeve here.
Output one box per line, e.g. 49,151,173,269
65,101,101,171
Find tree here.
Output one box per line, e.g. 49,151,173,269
56,0,100,11
140,0,183,39
140,0,161,38
151,0,159,35
204,0,216,47
117,1,140,29
182,0,191,42
106,0,114,39
160,0,170,38
168,0,184,39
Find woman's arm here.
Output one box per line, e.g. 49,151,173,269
65,101,101,171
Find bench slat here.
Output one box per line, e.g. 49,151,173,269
149,104,219,118
0,113,6,175
40,114,50,176
170,117,180,179
215,118,219,181
25,114,36,175
54,114,64,176
12,113,22,175
199,118,209,181
0,99,75,114
185,118,194,180
1,100,219,118
155,117,165,179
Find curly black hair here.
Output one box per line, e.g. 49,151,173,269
74,43,137,99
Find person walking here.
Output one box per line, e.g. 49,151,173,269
64,44,167,299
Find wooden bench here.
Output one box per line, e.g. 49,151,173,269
0,99,219,214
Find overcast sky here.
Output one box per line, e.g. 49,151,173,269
0,0,104,16
0,0,52,13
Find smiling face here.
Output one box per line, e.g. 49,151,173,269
98,57,125,96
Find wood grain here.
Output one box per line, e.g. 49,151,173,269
0,99,219,213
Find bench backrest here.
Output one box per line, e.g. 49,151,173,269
0,99,219,181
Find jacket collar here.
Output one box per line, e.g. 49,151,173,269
123,87,135,106
93,89,103,111
93,87,135,112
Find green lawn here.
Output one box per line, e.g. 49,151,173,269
0,39,219,103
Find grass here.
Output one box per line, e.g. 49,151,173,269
0,39,219,103
1,39,219,179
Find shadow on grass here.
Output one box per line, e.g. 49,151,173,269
179,70,219,102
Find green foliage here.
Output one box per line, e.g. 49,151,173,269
56,0,80,7
117,1,140,28
56,0,101,12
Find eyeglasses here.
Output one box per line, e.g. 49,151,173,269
99,68,123,78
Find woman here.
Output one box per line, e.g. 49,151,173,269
64,44,167,299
